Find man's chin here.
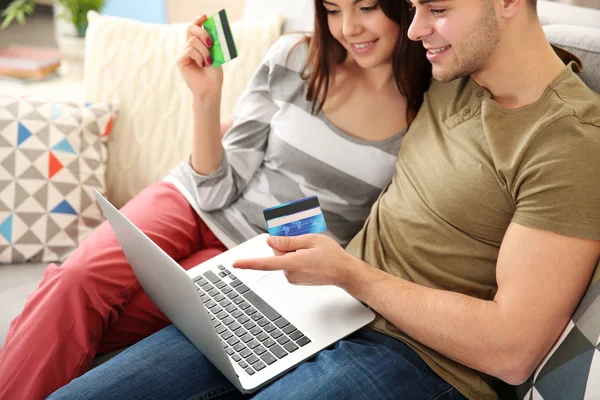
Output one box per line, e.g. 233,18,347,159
432,67,467,83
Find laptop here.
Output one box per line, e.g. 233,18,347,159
93,190,375,394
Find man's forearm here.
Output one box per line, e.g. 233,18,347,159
339,260,536,384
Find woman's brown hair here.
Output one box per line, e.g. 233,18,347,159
301,0,431,125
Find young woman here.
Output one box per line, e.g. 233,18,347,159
0,0,430,398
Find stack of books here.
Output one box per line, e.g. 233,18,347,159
0,46,62,81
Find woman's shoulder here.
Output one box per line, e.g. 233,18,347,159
263,33,311,72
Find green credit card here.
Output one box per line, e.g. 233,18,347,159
203,9,238,68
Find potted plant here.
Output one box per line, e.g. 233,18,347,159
1,0,105,78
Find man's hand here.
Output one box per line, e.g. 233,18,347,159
233,234,362,287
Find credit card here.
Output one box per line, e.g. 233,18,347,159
263,196,328,237
203,9,238,68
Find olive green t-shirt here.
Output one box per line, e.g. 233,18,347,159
346,55,600,399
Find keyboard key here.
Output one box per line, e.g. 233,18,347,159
215,281,227,289
222,286,233,294
231,309,243,319
233,297,245,305
207,288,219,297
263,323,276,333
233,343,245,352
257,318,269,327
283,325,296,335
225,347,235,355
222,316,235,325
270,330,283,339
275,318,290,329
205,300,217,309
253,361,266,371
230,280,243,288
212,306,223,315
251,313,263,322
226,292,238,300
214,294,225,302
232,353,241,362
247,354,259,365
211,319,221,328
250,326,262,336
260,352,277,365
263,338,276,348
243,321,256,330
284,342,299,353
296,336,311,347
227,336,240,346
289,330,303,341
220,299,232,308
239,301,251,310
256,332,269,342
216,311,228,320
229,322,241,332
240,333,253,343
245,307,258,316
219,272,227,278
254,345,267,355
216,325,227,334
248,339,260,349
203,270,220,283
229,274,237,280
218,265,226,270
220,330,234,340
276,336,290,345
238,315,250,324
234,329,247,338
236,284,250,294
269,344,288,359
245,367,255,375
239,360,248,369
240,348,253,358
225,304,237,313
243,291,282,321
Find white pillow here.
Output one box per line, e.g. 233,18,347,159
84,11,283,208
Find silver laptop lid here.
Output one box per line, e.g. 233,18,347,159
93,190,242,392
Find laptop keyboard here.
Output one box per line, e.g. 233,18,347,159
193,266,312,376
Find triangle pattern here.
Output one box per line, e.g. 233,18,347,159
19,165,46,180
1,151,15,175
14,182,29,209
51,104,64,121
33,184,48,209
15,230,42,245
5,102,18,118
52,182,78,197
46,216,61,241
20,149,45,163
536,325,595,382
22,110,47,121
536,349,595,400
51,200,77,215
0,214,13,243
0,130,13,148
17,123,32,146
52,138,76,154
49,152,64,179
36,126,51,147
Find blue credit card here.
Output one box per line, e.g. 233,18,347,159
263,196,327,237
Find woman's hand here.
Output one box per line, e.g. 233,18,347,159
176,15,224,99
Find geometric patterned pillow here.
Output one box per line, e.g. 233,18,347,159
515,261,600,400
0,95,116,263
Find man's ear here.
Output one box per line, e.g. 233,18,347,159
499,0,526,19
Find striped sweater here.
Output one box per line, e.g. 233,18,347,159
167,34,405,249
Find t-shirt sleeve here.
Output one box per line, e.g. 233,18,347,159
511,116,600,240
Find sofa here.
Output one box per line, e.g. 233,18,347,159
1,0,600,397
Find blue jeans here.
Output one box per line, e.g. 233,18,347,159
49,326,466,400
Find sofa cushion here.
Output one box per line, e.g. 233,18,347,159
0,96,115,263
84,11,282,209
544,25,600,93
515,262,600,400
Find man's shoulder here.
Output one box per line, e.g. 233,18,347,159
548,68,600,128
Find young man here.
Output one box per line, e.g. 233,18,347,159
47,0,600,399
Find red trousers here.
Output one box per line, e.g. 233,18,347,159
0,182,227,400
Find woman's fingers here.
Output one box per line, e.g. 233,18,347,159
186,36,212,66
186,23,213,49
177,46,204,69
